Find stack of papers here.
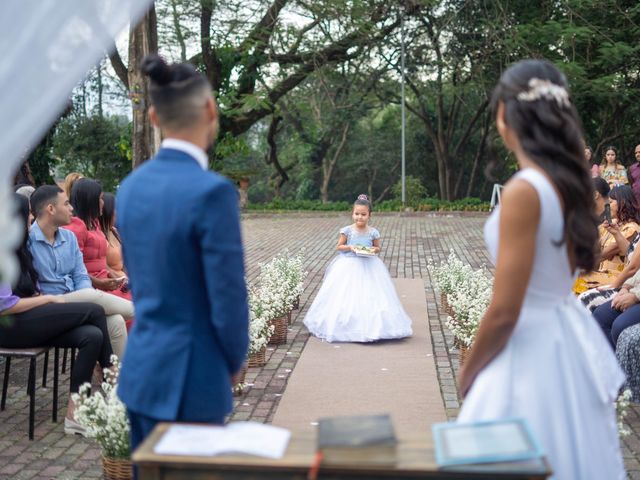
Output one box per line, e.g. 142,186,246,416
154,422,291,459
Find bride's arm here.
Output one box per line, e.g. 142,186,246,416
458,179,540,396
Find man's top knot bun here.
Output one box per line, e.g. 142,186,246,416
140,54,173,86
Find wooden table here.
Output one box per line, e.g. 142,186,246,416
133,423,552,480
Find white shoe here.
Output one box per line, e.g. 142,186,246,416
64,417,87,437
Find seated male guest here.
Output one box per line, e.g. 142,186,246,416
0,194,113,435
27,185,131,359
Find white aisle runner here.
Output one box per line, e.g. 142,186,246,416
271,278,447,440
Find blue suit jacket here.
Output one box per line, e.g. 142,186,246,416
115,148,249,421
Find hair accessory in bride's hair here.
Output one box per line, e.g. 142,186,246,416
357,194,369,201
517,78,570,108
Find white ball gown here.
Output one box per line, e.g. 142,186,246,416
457,168,625,479
303,225,413,343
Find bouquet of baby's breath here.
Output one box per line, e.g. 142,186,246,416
427,250,474,296
72,356,130,459
446,268,493,347
248,285,275,355
616,388,633,438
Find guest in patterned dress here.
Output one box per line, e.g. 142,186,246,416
600,146,628,189
597,186,640,270
579,234,640,312
575,185,640,298
616,323,640,402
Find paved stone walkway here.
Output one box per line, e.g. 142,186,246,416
1,212,639,478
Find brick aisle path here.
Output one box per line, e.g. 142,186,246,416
1,212,640,478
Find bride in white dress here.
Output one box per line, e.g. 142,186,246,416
457,59,625,479
303,194,413,342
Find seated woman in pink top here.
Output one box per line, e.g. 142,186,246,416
65,179,134,329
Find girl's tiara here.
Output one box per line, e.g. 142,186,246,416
517,78,570,108
357,194,369,201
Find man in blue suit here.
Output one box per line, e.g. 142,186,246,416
116,54,248,456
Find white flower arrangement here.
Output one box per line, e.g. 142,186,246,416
71,356,130,459
246,249,307,356
427,250,474,296
446,268,493,347
616,388,633,438
248,284,275,355
274,249,307,307
255,250,306,318
428,251,493,347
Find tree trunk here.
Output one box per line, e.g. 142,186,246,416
129,4,158,168
320,124,350,204
465,114,490,198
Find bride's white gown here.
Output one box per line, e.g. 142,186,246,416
303,225,413,343
458,168,625,479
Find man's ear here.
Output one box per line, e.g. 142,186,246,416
206,97,218,122
45,202,55,216
149,106,160,128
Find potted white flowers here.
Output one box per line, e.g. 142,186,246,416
243,249,306,370
446,267,493,363
72,356,131,480
427,251,471,317
279,249,307,316
428,251,493,363
247,285,275,368
255,256,295,344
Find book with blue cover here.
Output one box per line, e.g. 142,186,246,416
432,418,544,467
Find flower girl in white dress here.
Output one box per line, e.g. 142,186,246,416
303,195,413,342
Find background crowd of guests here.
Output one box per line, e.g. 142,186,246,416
6,144,640,437
575,145,640,404
0,173,135,436
588,143,640,197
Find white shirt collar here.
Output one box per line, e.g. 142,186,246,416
161,139,208,170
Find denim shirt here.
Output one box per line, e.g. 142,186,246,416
28,221,92,295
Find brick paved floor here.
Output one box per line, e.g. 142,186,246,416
1,212,639,478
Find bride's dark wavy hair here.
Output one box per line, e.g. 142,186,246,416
492,59,598,271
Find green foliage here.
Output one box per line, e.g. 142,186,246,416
52,115,132,192
391,176,427,205
28,136,56,185
246,197,490,212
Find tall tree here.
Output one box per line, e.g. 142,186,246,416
279,61,380,202
109,2,159,167
193,0,415,157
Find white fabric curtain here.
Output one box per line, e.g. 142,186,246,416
0,0,152,283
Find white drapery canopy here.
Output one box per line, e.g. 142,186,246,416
0,0,153,282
